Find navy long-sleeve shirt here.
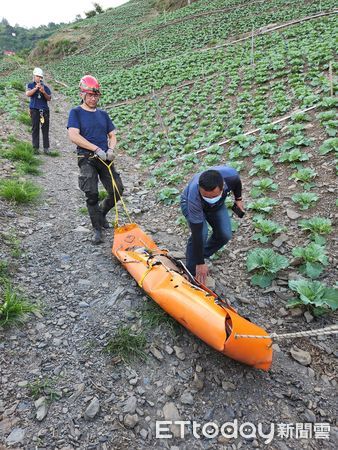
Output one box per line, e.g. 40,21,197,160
181,165,242,265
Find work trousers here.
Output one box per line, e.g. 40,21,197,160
78,156,124,229
181,200,232,276
30,108,50,150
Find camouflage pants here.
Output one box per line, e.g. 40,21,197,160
78,156,124,229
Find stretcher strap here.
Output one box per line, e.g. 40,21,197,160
138,262,154,288
137,257,163,288
98,157,132,227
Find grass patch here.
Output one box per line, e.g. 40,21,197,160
9,235,22,258
2,231,21,257
4,141,41,169
98,190,107,201
46,150,60,157
141,300,178,331
2,233,22,258
0,179,42,204
18,112,31,126
17,162,42,176
79,206,88,215
27,377,61,402
0,261,9,285
105,326,147,363
6,140,42,175
0,283,38,328
7,135,18,144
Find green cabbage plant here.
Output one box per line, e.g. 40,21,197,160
247,248,289,288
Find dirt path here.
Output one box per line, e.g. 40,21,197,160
0,92,337,450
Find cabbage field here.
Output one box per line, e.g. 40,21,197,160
0,0,337,309
50,0,337,308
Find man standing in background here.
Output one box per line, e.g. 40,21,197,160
26,67,52,155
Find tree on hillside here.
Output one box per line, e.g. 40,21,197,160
155,0,197,11
85,3,104,18
94,3,104,14
85,10,97,19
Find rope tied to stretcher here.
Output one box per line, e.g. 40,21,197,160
98,157,132,227
138,256,162,288
235,324,338,340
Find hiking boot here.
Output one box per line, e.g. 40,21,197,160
92,228,104,244
43,148,50,155
33,148,40,155
88,204,104,229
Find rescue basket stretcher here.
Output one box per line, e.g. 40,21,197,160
112,223,273,371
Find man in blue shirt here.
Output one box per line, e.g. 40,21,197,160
26,67,52,154
67,75,124,244
181,166,244,284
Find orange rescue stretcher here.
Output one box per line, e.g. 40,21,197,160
112,223,273,371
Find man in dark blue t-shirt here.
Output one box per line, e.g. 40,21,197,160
26,67,52,154
181,166,244,284
67,75,124,244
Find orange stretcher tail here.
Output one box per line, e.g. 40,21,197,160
112,223,273,371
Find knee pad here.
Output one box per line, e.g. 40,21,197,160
86,193,99,206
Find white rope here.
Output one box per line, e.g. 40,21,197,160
53,79,69,88
235,324,338,340
173,105,319,161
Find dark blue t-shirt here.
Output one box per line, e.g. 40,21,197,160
67,106,115,155
27,82,51,110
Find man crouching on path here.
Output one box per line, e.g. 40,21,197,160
181,166,244,285
67,75,124,244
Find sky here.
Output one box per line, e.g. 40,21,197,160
1,0,129,28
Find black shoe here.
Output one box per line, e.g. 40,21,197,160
43,148,50,155
92,228,104,244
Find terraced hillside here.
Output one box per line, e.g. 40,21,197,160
45,0,337,288
0,0,337,449
47,1,337,159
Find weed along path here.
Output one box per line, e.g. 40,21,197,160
0,91,337,449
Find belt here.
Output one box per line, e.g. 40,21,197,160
77,153,95,159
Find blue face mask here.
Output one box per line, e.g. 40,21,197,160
202,193,222,204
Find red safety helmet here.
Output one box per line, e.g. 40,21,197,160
79,75,101,94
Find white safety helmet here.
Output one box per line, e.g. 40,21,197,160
33,67,44,77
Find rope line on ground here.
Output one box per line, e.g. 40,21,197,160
235,324,338,340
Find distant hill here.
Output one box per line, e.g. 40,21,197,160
0,18,61,54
